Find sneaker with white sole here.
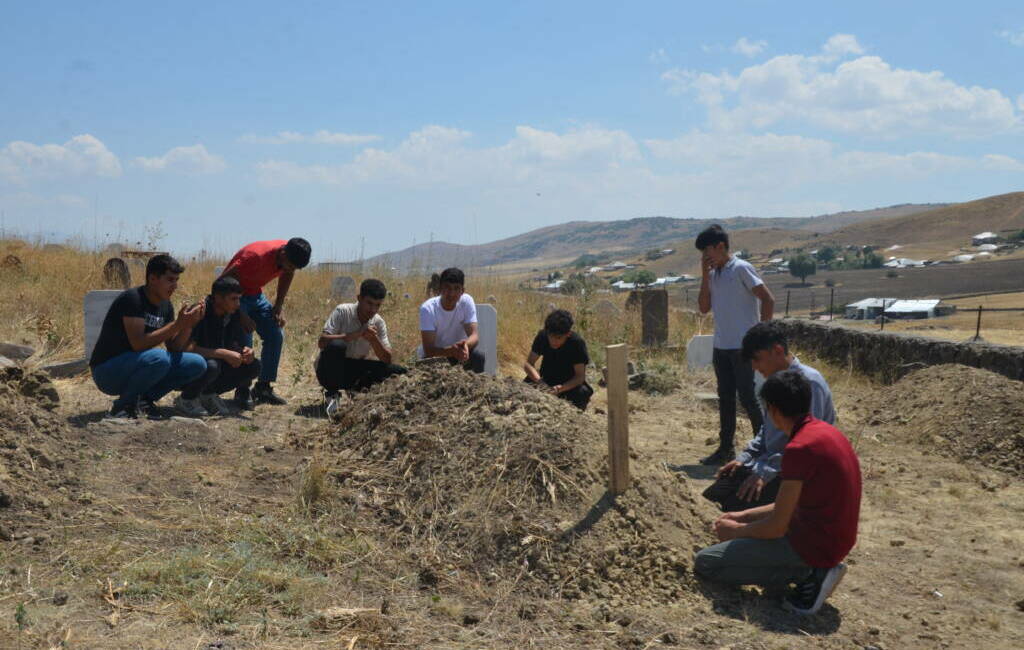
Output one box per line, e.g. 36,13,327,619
105,403,138,420
200,394,233,416
324,391,341,421
786,562,847,615
174,395,209,418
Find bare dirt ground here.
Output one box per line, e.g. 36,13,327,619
1,354,1022,649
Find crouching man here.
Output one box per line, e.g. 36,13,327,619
90,254,207,419
316,278,407,419
703,321,836,512
176,276,261,416
418,267,484,373
694,370,861,615
523,309,593,411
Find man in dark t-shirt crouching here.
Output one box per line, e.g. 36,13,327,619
89,254,207,419
523,309,593,411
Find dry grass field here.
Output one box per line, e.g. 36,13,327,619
1,240,1022,649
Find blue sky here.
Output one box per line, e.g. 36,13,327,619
2,1,1023,260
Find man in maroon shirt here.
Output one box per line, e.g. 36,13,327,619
694,369,862,615
219,238,311,406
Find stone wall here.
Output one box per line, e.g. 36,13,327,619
776,319,1024,383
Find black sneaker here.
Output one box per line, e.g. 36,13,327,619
234,387,255,411
786,563,847,615
138,398,169,421
700,447,733,466
252,383,287,406
105,403,138,420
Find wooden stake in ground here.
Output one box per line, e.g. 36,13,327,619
605,343,630,494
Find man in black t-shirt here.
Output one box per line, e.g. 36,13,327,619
176,276,262,417
90,254,207,419
523,309,593,411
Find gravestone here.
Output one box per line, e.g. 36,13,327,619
634,289,668,347
85,290,122,360
686,334,714,370
595,299,620,317
331,276,357,300
0,342,35,361
486,295,497,304
214,265,224,277
476,304,498,376
102,257,131,289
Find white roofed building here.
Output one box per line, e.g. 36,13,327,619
972,231,999,245
883,299,942,320
845,298,897,320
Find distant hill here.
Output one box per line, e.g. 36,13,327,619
363,203,947,271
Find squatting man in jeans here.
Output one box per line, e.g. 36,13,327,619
90,254,207,419
218,237,311,407
175,276,262,417
418,267,485,373
523,309,593,411
694,370,861,615
696,224,774,466
703,321,836,512
316,278,408,420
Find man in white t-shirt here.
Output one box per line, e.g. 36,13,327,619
316,278,407,418
419,267,485,373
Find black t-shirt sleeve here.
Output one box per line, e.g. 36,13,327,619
116,288,146,321
530,331,547,356
568,335,590,366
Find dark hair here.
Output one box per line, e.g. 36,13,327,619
212,275,243,296
146,254,184,280
439,267,465,287
759,370,811,419
741,321,789,361
544,309,574,336
359,278,387,300
284,237,311,268
695,224,729,251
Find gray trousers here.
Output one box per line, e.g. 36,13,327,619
694,537,811,586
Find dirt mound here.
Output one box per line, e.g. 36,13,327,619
0,370,81,537
870,364,1024,476
291,364,714,604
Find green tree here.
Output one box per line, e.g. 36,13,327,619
862,252,883,269
623,269,657,286
815,245,839,265
787,254,816,284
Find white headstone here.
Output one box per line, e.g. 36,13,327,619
331,276,357,299
476,304,498,376
214,266,224,276
685,334,714,370
85,290,122,360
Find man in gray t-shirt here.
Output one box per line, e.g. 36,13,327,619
696,225,775,466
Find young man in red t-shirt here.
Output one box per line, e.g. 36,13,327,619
219,238,311,407
694,369,862,615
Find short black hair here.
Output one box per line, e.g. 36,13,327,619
284,237,311,268
146,254,184,280
759,370,812,419
212,275,243,296
695,225,729,251
741,321,789,361
544,309,574,336
359,278,387,300
439,267,465,287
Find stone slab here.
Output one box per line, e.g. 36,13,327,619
0,343,35,361
686,335,714,370
331,276,357,299
476,303,498,376
84,290,122,360
41,358,89,378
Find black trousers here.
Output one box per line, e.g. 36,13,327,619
316,340,407,393
181,358,261,400
524,378,593,411
702,465,781,512
447,346,485,374
712,348,764,449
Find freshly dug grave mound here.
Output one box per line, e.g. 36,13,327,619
870,364,1024,477
291,364,715,604
0,369,81,536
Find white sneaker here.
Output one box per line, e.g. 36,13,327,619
174,395,209,418
200,394,233,416
324,391,348,421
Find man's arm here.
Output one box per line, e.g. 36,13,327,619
188,342,243,367
272,270,295,316
461,322,479,349
715,480,802,541
698,258,712,314
421,330,453,358
555,363,587,394
752,284,774,321
362,324,392,364
124,317,183,352
523,351,542,382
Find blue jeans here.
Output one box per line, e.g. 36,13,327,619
240,293,283,383
92,348,207,410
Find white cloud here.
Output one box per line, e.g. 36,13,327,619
134,144,226,174
0,134,121,183
731,37,767,57
239,130,380,145
999,29,1024,47
662,34,1021,137
648,48,669,64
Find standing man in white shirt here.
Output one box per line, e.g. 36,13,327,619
419,267,484,373
696,225,775,466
